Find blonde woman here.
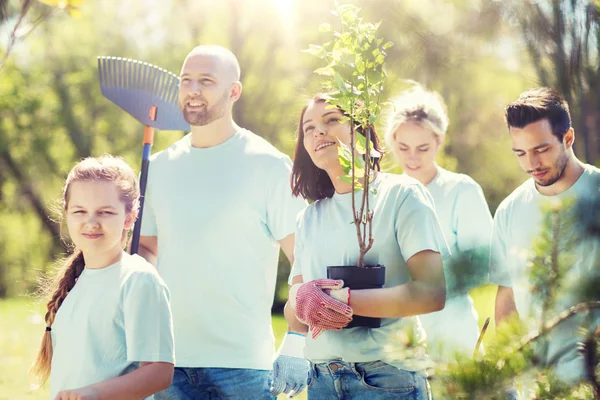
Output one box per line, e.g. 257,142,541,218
385,87,493,359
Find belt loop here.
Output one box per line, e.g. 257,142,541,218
351,362,361,380
311,362,319,379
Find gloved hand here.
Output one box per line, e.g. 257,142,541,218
270,332,310,398
291,279,353,339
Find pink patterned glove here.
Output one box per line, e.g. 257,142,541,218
294,279,353,339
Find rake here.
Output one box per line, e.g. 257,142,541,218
98,56,190,254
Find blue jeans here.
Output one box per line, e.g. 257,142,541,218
308,360,431,399
154,367,274,400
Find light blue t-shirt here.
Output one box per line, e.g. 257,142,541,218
49,252,174,399
140,129,306,369
489,164,600,382
290,173,449,371
419,166,493,358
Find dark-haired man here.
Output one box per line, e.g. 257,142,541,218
490,87,600,387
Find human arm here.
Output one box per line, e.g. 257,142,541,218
495,285,518,326
279,233,296,266
345,249,446,318
54,362,173,400
138,236,158,267
270,275,310,398
488,207,518,327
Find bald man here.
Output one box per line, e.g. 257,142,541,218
138,45,306,399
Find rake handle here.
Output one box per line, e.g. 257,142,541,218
131,107,157,255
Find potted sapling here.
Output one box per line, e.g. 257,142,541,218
306,2,393,328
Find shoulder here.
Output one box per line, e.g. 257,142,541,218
238,130,291,163
495,178,534,217
437,168,484,193
583,164,600,181
148,134,191,166
376,172,430,202
120,254,166,289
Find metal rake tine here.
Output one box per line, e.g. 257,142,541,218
152,67,160,99
141,62,150,93
110,57,118,88
156,67,168,100
167,73,179,104
97,57,105,88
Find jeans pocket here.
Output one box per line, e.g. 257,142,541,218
358,362,416,394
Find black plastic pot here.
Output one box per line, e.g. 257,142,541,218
327,265,386,328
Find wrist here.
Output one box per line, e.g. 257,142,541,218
288,283,302,310
278,332,306,359
328,287,351,305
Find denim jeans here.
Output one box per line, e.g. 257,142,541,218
307,360,432,400
154,367,274,400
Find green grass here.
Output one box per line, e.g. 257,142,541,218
0,286,496,399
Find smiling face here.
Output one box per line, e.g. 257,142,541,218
178,52,238,126
509,118,571,187
390,121,441,182
301,100,352,173
65,180,134,264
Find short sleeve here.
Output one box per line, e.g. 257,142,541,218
396,184,450,261
488,209,512,287
265,157,307,241
140,178,158,237
123,273,175,363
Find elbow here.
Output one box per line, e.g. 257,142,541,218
158,363,174,391
432,286,446,312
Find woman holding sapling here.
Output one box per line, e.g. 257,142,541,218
385,87,493,360
270,94,448,400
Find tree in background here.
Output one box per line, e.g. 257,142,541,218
0,0,589,306
504,0,600,165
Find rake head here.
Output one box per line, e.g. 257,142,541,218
98,56,190,131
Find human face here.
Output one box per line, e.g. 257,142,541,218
509,119,569,187
302,100,352,172
391,121,441,182
66,180,134,267
178,54,234,126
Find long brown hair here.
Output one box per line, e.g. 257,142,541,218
291,94,384,202
29,155,140,387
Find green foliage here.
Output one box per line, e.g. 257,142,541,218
306,2,392,266
434,194,600,398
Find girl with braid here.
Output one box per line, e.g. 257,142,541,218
30,155,175,400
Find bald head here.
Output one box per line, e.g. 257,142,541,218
182,45,241,82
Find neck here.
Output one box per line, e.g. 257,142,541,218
537,155,585,196
83,246,124,269
327,165,377,195
190,116,240,148
410,163,438,186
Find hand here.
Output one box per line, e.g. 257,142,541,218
270,333,311,398
54,387,99,400
294,279,353,339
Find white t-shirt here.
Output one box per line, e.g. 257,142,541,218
140,129,306,369
489,164,600,382
49,252,174,399
419,166,493,357
290,173,449,371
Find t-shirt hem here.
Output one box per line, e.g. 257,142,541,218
128,353,175,363
173,359,273,370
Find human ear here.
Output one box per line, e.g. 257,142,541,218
230,81,243,102
124,211,138,231
563,128,575,148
